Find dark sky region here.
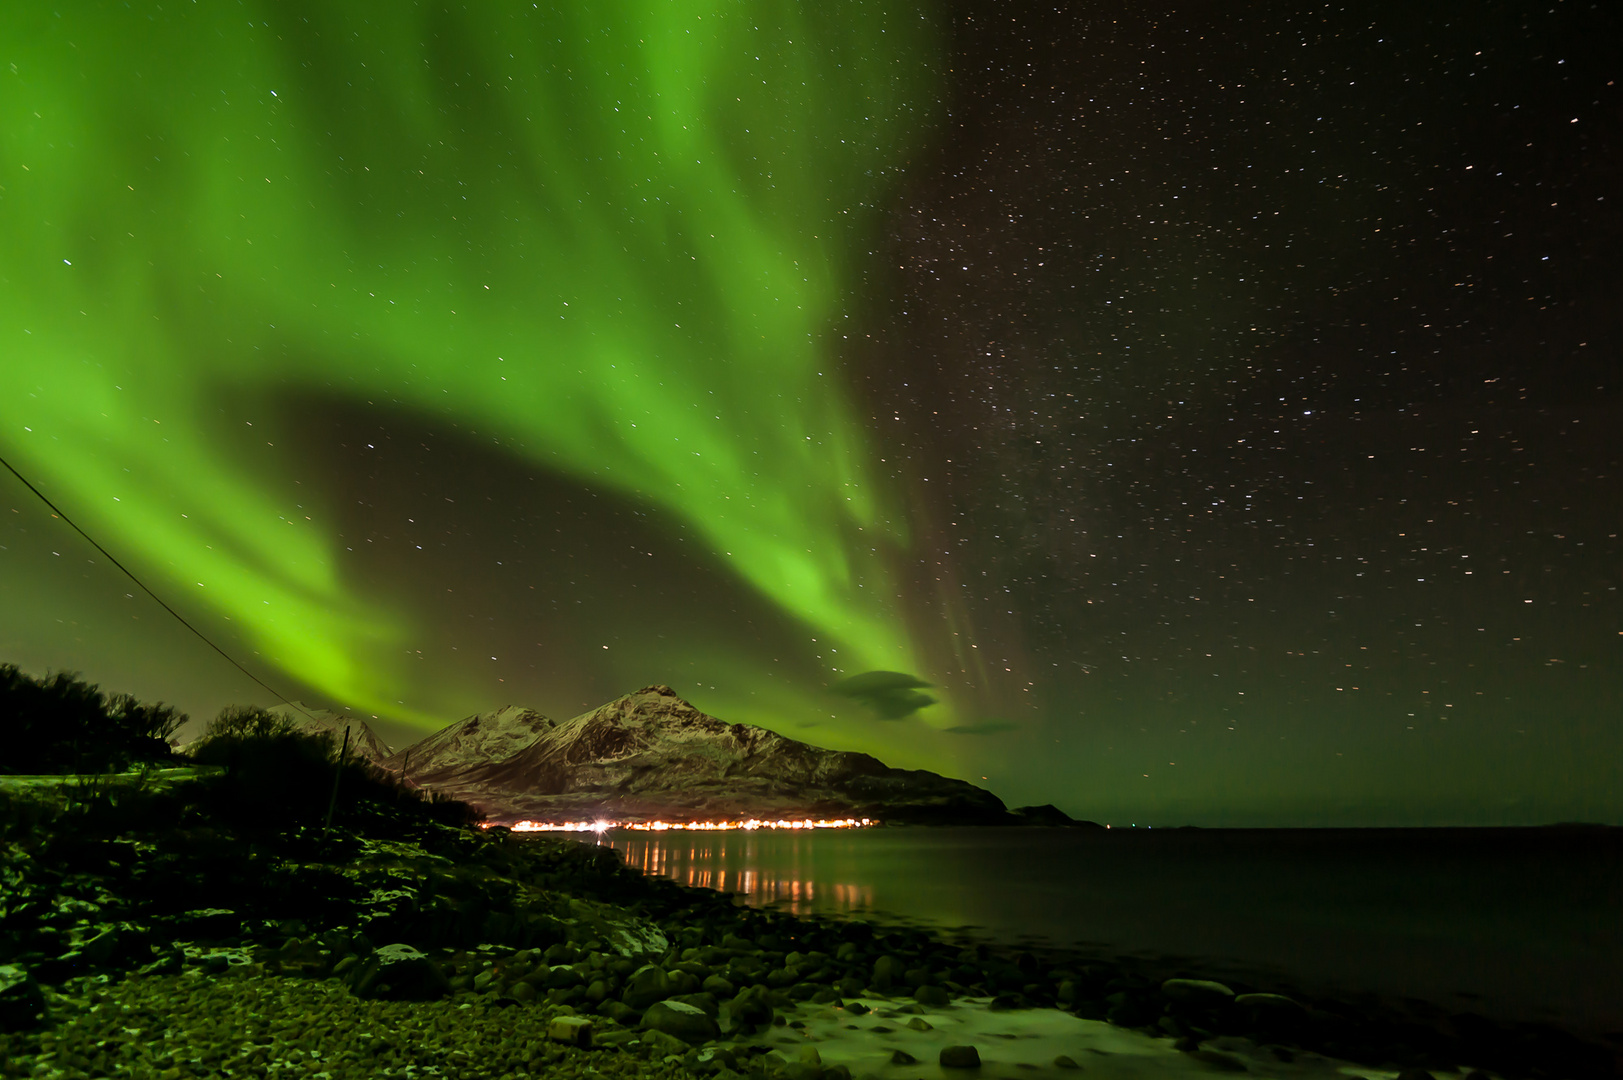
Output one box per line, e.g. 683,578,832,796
1,1,1617,826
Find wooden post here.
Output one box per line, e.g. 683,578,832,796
323,725,350,831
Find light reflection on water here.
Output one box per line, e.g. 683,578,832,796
606,832,876,916
551,826,1623,1035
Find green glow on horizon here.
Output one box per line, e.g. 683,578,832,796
0,2,941,724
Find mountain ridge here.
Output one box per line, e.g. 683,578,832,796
382,685,1031,825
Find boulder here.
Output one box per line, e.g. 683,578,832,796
1161,978,1235,1006
603,1000,642,1026
349,944,450,1002
78,925,126,966
694,1047,740,1074
170,908,241,940
1187,1050,1248,1072
641,999,720,1043
1235,992,1305,1015
548,1016,594,1048
191,947,254,974
670,992,720,1018
544,966,586,990
640,1028,693,1055
0,966,46,1032
622,963,673,1009
723,985,774,1032
915,985,950,1007
940,1045,982,1069
272,937,331,977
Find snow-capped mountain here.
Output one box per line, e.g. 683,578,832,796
282,706,395,767
382,685,1013,825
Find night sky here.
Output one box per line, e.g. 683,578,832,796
3,1,1617,826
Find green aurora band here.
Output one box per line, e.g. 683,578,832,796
1,2,942,727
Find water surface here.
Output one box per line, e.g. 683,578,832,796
572,825,1623,1035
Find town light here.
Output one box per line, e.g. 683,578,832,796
484,817,875,833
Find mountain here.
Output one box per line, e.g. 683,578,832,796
279,706,395,767
383,685,1015,825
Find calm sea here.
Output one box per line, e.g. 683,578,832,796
555,826,1622,1036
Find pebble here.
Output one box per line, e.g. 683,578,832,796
1,970,694,1080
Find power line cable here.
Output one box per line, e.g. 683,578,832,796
0,451,316,719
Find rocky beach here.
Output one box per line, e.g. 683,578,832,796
2,767,1617,1080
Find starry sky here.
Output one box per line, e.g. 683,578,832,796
2,0,1617,826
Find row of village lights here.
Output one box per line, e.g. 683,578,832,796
487,818,875,833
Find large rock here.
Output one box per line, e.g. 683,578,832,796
872,955,903,990
0,966,46,1031
1161,978,1235,1006
166,908,241,940
1235,993,1308,1035
348,944,450,1001
723,985,774,1033
548,1016,594,1048
641,999,720,1044
621,963,673,1009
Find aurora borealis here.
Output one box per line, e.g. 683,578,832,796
2,1,941,723
3,0,1619,825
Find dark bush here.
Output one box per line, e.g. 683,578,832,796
0,664,185,774
187,708,339,826
187,706,478,831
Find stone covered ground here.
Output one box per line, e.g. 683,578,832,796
0,772,1615,1080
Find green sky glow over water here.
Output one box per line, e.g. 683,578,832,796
1,2,940,725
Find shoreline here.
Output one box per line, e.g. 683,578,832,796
4,967,1502,1080
2,779,1617,1080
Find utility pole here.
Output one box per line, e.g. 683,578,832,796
323,726,350,831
